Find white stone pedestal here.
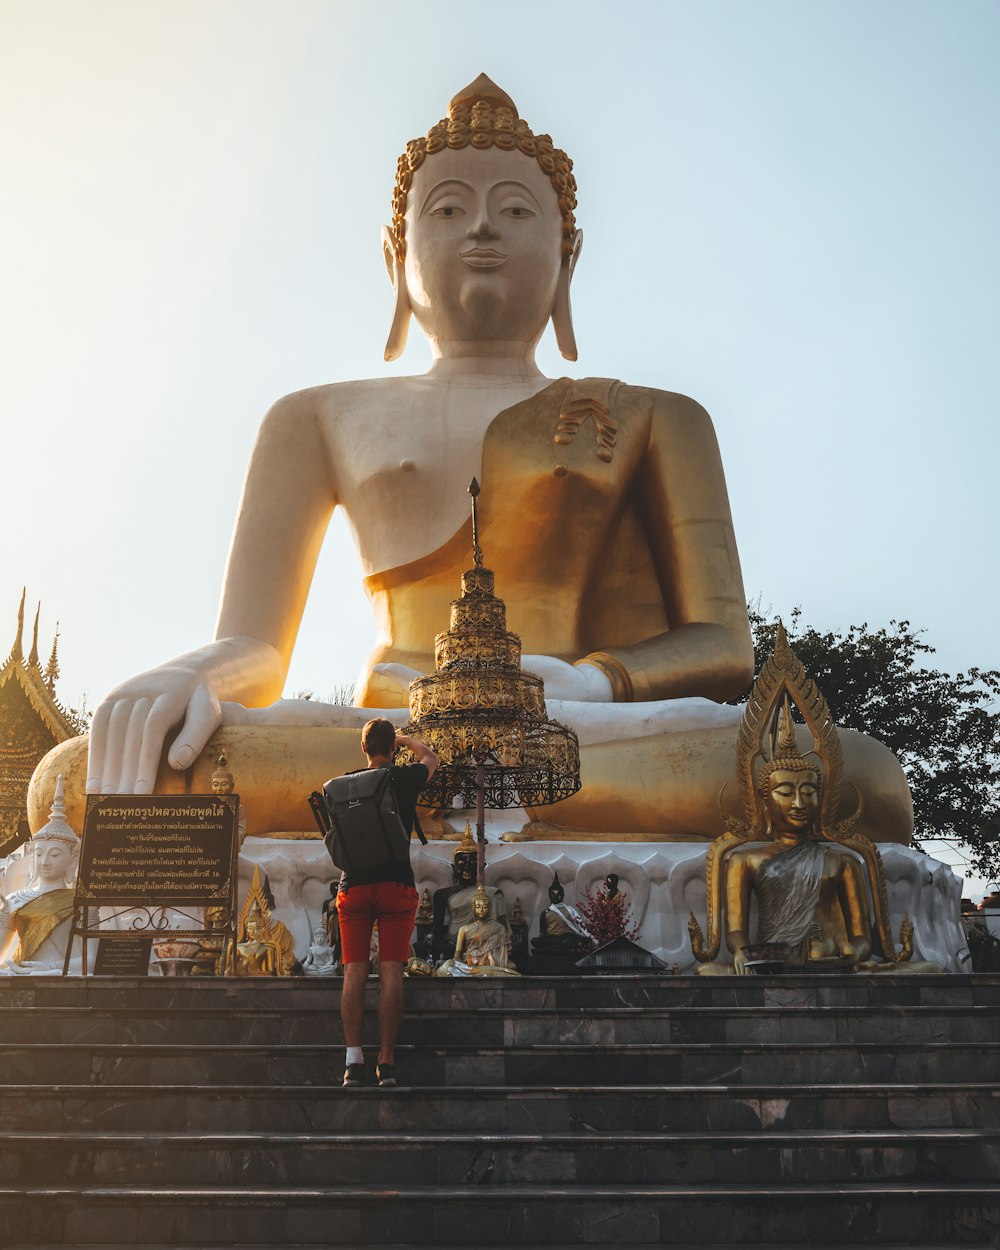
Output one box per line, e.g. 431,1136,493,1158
239,838,967,973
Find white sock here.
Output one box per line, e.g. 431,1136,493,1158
346,1047,364,1066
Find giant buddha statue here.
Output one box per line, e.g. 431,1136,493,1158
29,75,912,845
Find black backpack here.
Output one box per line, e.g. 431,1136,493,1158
309,767,422,877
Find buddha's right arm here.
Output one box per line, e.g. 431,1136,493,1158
87,391,336,795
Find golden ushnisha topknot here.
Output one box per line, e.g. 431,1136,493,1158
390,73,578,264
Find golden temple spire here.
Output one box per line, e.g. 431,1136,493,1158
44,624,60,690
9,588,25,663
27,602,41,669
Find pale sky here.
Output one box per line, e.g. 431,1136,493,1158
2,1,998,882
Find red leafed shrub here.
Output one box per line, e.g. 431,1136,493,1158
577,886,640,946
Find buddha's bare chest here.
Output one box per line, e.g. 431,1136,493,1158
319,380,551,570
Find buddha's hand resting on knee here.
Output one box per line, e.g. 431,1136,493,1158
371,657,613,705
86,667,222,795
521,656,613,703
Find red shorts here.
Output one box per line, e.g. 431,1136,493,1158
337,881,419,965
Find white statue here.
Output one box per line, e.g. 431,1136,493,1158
0,775,84,975
300,923,338,976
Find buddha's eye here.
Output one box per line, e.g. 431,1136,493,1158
502,204,535,218
430,203,462,218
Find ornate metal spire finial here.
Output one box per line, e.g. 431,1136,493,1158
469,477,483,568
9,588,25,663
44,623,60,690
27,602,41,669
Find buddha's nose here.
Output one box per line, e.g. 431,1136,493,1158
467,207,499,241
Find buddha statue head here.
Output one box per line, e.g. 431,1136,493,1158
28,774,78,891
211,752,235,796
452,821,478,886
472,884,492,922
547,871,565,906
244,903,265,943
758,696,822,839
383,74,582,363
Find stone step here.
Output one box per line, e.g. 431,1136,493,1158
2,1245,988,1250
3,1004,998,1045
2,1081,996,1132
4,1245,988,1250
3,1128,998,1186
4,973,999,1012
1,1041,996,1086
0,1182,998,1246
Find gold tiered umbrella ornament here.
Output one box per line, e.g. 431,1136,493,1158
400,480,581,878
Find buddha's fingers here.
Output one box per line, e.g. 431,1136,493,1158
86,701,113,793
132,695,180,795
115,698,152,794
165,681,222,773
98,700,132,794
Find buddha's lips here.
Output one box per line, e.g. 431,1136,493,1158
460,248,507,268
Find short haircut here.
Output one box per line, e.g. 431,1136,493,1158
361,718,396,758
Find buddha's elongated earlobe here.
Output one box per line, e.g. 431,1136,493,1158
551,230,583,362
382,226,411,362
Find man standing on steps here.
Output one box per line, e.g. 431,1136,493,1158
337,718,438,1088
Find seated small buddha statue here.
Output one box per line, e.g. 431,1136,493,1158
690,627,940,975
431,824,508,961
232,866,297,975
530,870,592,973
32,75,912,851
0,775,81,975
211,752,246,844
300,924,338,976
436,884,519,976
508,896,530,971
236,903,280,976
413,886,434,959
535,872,591,947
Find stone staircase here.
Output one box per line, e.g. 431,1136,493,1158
0,974,998,1248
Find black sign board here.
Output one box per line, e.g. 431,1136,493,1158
77,794,238,906
93,937,153,976
65,794,239,976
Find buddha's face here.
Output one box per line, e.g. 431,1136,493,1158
473,895,491,920
548,884,564,905
403,146,566,347
33,839,72,884
454,852,476,885
212,774,234,796
766,769,820,836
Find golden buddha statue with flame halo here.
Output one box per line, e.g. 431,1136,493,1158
689,625,940,975
30,75,913,849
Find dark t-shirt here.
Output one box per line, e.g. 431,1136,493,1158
338,762,429,892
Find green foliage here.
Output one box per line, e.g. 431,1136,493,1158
738,605,1000,881
961,918,1000,973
